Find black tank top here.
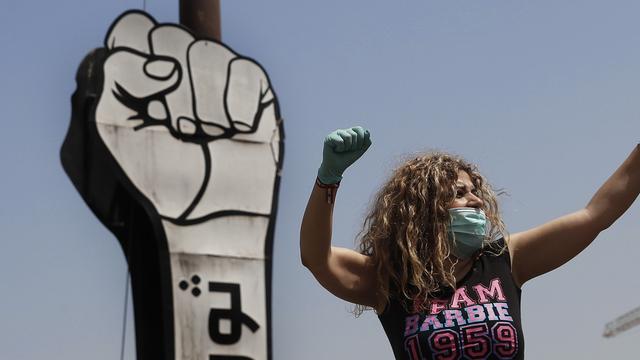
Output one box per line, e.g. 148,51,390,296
377,238,524,359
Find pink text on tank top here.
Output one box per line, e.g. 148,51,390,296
404,278,513,336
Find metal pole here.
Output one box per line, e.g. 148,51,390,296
179,0,221,41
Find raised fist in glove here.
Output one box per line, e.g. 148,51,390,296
317,126,372,185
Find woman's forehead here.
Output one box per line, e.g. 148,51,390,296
455,170,474,185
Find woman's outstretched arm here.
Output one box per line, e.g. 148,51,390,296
508,144,640,287
585,144,640,229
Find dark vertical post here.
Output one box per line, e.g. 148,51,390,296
179,0,221,41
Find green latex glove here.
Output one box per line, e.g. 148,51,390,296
317,126,372,184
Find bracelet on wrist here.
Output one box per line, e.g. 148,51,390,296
315,177,340,204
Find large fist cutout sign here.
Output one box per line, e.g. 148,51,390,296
61,11,283,360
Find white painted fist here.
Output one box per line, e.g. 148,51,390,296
96,11,282,222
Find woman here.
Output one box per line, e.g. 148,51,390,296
300,126,640,359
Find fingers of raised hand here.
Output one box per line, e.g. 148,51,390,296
324,131,343,152
336,129,353,152
349,127,364,150
348,126,372,151
356,126,372,150
324,127,369,153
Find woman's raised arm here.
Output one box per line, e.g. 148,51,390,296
299,127,380,308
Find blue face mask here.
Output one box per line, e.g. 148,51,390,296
447,207,487,260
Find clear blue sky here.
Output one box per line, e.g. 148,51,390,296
1,1,640,359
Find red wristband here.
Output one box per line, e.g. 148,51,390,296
315,177,340,204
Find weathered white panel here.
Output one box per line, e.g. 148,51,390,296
171,254,267,360
163,216,269,258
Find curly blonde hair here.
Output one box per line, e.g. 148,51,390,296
352,151,508,317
